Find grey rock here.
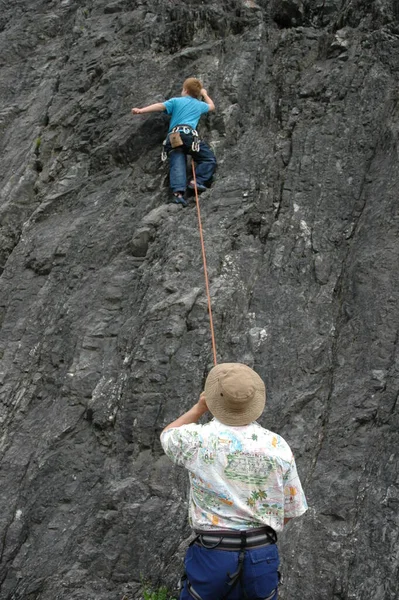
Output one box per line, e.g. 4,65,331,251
0,0,399,599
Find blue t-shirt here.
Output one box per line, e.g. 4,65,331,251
163,96,209,132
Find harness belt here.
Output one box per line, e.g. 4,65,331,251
172,125,198,136
161,124,201,160
193,525,277,551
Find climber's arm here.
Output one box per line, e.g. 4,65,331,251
201,89,215,112
131,103,166,114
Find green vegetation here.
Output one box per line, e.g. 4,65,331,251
142,585,177,600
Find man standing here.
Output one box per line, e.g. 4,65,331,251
132,78,217,206
160,363,308,600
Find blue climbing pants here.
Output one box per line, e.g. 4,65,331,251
180,543,280,600
165,132,217,193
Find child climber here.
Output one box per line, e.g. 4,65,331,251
131,78,217,206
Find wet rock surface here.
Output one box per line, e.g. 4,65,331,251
0,1,398,598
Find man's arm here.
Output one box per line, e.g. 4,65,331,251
162,393,208,433
201,89,215,112
131,102,166,115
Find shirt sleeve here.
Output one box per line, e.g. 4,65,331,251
200,101,210,114
160,424,202,469
283,453,308,519
163,98,176,115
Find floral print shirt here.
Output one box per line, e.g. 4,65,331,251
160,419,308,532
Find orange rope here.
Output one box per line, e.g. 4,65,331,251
191,161,217,366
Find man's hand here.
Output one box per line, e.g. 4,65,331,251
198,392,208,414
131,107,142,114
161,392,209,433
200,88,208,97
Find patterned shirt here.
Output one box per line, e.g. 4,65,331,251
160,419,308,532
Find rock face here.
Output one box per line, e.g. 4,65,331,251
0,0,398,598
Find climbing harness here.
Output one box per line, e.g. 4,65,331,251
161,124,201,160
179,527,279,600
191,160,217,366
193,526,277,550
172,125,201,152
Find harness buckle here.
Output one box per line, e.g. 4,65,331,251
198,534,223,550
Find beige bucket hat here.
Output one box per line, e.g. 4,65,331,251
204,363,266,426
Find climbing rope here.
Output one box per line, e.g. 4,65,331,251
191,160,218,366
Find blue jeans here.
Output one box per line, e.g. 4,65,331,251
165,132,217,193
180,543,280,600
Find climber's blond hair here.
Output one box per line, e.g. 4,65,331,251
183,78,202,98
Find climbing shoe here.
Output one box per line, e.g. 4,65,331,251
172,193,188,207
188,180,206,192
